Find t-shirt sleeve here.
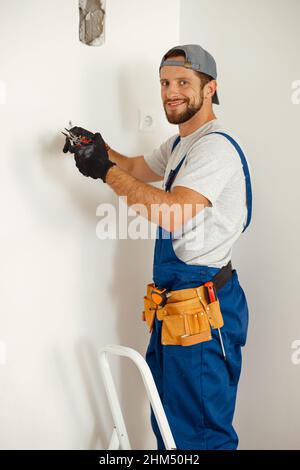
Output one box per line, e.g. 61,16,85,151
172,134,241,205
143,137,174,177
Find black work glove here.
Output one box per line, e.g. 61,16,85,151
63,127,116,182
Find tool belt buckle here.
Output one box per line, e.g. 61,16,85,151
150,286,170,308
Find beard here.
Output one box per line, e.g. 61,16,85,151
164,89,204,125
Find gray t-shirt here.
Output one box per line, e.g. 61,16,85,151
143,118,251,268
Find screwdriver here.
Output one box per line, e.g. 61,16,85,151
204,281,227,361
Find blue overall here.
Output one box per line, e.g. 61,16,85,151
145,132,252,450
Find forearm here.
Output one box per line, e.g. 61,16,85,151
105,166,181,231
107,148,134,174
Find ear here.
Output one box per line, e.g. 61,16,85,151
204,80,217,101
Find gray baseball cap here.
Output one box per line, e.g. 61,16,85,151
159,44,219,105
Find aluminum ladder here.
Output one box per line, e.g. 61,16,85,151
99,344,176,450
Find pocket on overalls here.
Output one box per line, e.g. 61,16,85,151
233,272,249,347
224,340,243,386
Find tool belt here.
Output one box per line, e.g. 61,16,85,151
142,261,233,346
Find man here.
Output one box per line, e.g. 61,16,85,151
63,44,252,450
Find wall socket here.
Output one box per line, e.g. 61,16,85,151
139,109,156,132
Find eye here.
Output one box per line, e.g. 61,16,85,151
179,80,188,85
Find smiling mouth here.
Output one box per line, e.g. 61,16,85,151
167,100,186,108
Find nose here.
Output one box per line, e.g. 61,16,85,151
166,83,182,99
162,81,184,101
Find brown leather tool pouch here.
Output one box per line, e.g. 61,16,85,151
142,296,156,332
142,283,224,346
161,309,212,346
205,299,224,329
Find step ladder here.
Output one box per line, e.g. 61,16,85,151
98,344,177,450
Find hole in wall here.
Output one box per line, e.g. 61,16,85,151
79,0,105,46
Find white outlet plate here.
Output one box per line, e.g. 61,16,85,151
139,109,156,132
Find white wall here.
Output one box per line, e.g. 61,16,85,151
180,0,300,449
0,0,180,449
2,0,299,452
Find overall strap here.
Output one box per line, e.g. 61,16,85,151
207,131,252,232
166,132,252,232
171,135,181,152
165,136,186,192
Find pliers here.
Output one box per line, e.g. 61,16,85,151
61,128,93,146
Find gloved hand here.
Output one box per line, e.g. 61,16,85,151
63,126,116,182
